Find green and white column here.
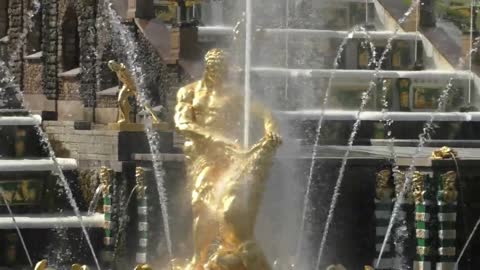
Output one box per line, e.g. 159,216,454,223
136,167,148,264
374,169,394,269
100,166,114,266
393,170,415,270
436,171,458,270
413,172,434,270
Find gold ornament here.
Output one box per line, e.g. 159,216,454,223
431,146,458,160
375,169,393,201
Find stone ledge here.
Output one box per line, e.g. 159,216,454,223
132,153,185,162
97,86,119,96
24,51,43,60
0,36,8,44
58,67,82,78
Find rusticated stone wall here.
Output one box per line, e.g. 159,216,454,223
23,58,43,94
7,0,23,84
42,0,58,99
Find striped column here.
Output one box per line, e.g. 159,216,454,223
100,166,114,266
136,167,148,264
393,170,415,270
436,171,458,270
413,172,434,270
374,169,394,269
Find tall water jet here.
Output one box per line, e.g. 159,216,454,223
313,2,421,268
0,188,33,267
102,0,174,260
377,27,480,269
0,0,102,267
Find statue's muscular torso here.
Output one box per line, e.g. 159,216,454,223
175,80,243,162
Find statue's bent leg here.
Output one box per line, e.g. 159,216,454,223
189,167,220,270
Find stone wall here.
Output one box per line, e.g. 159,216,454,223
0,1,8,38
43,121,120,169
7,0,23,84
23,57,43,94
42,0,58,99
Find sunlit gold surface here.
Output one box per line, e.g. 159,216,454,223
136,167,147,198
100,166,112,197
375,169,393,201
439,171,458,204
108,60,160,124
412,171,426,204
431,146,458,160
174,48,281,270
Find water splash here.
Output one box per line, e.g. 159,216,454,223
313,2,421,268
0,189,33,267
102,0,173,260
295,25,362,264
376,32,480,270
295,24,379,264
0,1,102,268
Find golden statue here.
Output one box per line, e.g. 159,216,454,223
174,48,281,270
438,171,458,204
412,171,426,204
108,60,160,124
375,169,393,201
431,146,458,160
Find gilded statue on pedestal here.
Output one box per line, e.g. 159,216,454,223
108,60,160,124
174,48,281,270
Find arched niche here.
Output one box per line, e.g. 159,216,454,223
61,5,80,71
0,0,8,38
26,0,42,54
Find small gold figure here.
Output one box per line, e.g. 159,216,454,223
375,169,393,201
412,171,426,204
439,171,458,204
100,166,111,197
174,48,281,270
108,60,160,124
136,167,147,198
393,170,414,204
431,146,458,160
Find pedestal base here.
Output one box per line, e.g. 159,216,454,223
108,122,169,132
